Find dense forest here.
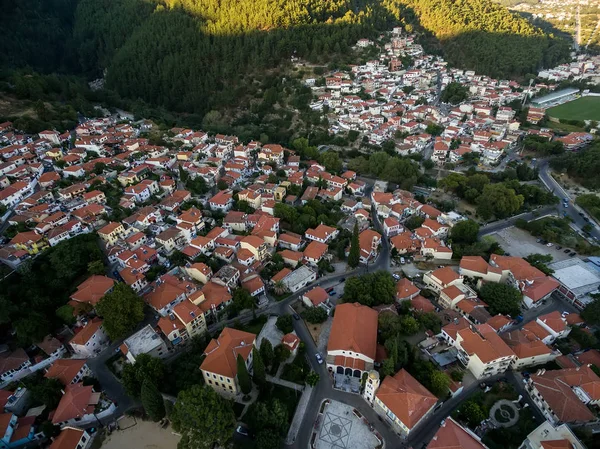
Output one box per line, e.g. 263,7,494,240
1,0,569,117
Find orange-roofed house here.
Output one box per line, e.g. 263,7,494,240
305,224,339,244
302,286,330,309
69,275,115,307
423,266,463,293
52,383,111,427
535,311,571,343
240,235,268,261
208,190,234,212
98,221,127,246
426,417,488,449
489,254,559,309
9,231,48,254
459,256,502,283
365,369,438,436
358,229,381,263
453,323,515,379
327,303,378,380
69,318,109,358
502,329,558,370
200,327,256,397
396,278,420,302
185,262,213,284
527,365,600,424
44,359,91,386
303,240,328,265
49,427,92,449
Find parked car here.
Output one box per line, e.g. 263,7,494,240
564,249,571,253
556,246,562,250
329,290,336,296
400,257,406,264
326,287,334,293
236,426,251,437
292,313,300,321
392,273,401,280
315,353,324,364
546,242,553,247
570,252,577,257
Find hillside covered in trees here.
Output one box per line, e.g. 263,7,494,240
0,0,569,116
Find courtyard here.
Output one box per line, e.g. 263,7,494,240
313,400,381,449
100,417,180,449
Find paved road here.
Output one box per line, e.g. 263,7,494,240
478,206,556,237
537,159,600,240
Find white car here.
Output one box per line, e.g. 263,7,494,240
315,353,324,365
546,242,553,247
400,257,405,264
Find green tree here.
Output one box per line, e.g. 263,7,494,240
252,348,266,387
582,295,600,326
121,354,165,398
232,288,255,312
87,260,105,275
320,151,343,173
441,82,469,104
302,307,328,324
429,370,450,397
236,354,252,395
348,221,360,268
260,339,274,368
405,215,425,231
524,254,554,275
450,220,480,245
276,314,294,334
460,400,486,427
96,283,145,340
306,371,320,386
476,184,524,220
479,283,522,316
141,378,166,421
171,385,235,449
255,430,281,449
217,179,228,190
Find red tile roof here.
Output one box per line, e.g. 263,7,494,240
376,369,437,429
328,303,377,359
201,327,255,378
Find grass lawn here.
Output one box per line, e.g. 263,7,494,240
547,96,600,121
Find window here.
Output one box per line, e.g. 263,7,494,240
208,380,212,384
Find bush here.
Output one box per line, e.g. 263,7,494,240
302,307,328,324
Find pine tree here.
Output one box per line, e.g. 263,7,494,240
141,379,165,421
252,348,266,387
236,354,252,395
348,221,360,268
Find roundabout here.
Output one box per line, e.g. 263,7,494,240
489,399,519,427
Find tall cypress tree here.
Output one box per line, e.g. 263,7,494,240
236,354,252,395
141,379,165,421
251,348,266,387
348,221,360,268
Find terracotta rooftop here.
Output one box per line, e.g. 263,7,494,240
426,417,488,449
431,266,460,286
303,287,329,306
457,324,514,363
200,327,256,378
52,383,98,423
45,359,88,385
70,318,104,346
396,278,420,300
327,303,377,360
530,366,600,422
69,275,115,306
376,369,437,429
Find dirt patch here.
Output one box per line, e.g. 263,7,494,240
101,418,180,449
552,171,597,196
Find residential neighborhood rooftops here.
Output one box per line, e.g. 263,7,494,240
69,275,115,306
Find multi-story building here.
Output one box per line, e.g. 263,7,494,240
200,327,256,397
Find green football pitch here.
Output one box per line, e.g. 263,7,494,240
546,96,600,121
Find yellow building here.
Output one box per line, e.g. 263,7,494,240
10,231,48,254
98,222,127,246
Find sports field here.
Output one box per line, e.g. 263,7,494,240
546,96,600,121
